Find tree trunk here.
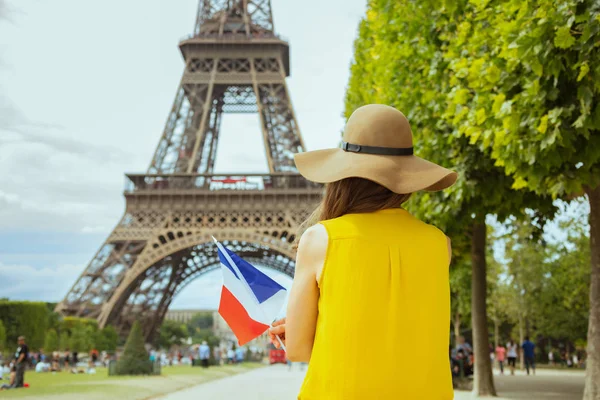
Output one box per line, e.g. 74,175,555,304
584,184,600,400
471,221,497,396
454,310,461,346
519,315,525,371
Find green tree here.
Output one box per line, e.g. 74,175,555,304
101,326,118,352
488,204,591,362
0,319,6,352
536,215,590,342
59,331,70,351
345,1,556,394
92,329,104,350
187,312,214,335
438,1,600,395
45,304,61,332
116,321,152,375
44,329,59,353
157,320,189,350
60,317,98,335
69,325,90,353
0,301,49,350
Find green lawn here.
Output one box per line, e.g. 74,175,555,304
0,363,264,399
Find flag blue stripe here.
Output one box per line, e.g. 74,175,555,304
217,245,286,304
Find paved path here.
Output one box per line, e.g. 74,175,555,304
157,364,585,400
157,364,304,400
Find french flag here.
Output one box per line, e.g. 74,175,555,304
214,238,287,345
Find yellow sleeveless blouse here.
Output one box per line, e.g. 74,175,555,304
298,208,453,400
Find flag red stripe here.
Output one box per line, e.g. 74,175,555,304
218,285,270,345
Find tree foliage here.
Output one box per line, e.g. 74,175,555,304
489,202,590,345
59,331,70,351
69,325,91,353
156,320,189,350
443,0,600,196
0,301,48,350
187,312,214,334
0,319,6,352
44,329,59,353
60,317,98,336
96,326,118,352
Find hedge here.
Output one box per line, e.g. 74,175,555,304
0,301,49,350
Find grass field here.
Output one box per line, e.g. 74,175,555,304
0,363,264,399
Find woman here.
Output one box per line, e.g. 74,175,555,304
495,343,507,374
506,339,518,375
268,105,457,399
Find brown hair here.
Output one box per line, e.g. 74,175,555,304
295,177,411,247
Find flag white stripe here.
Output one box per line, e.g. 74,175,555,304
221,263,286,326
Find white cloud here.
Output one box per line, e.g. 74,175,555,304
0,262,83,302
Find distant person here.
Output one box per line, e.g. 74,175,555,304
456,336,473,356
495,343,506,374
35,360,48,373
199,341,210,368
14,336,28,388
453,349,472,377
72,350,78,367
90,349,98,365
548,349,554,366
64,349,71,369
235,347,244,364
506,339,518,376
0,366,16,390
213,347,221,366
227,348,234,364
522,336,536,375
573,353,579,368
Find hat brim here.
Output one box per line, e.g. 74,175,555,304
294,148,457,193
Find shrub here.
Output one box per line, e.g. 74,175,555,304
115,321,152,375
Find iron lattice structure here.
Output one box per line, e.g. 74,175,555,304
55,0,322,340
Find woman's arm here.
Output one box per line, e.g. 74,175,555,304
284,224,328,362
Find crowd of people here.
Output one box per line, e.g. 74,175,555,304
0,335,119,391
145,341,254,369
449,333,587,384
0,333,262,391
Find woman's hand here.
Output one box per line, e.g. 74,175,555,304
268,318,286,348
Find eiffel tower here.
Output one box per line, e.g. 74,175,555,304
55,0,322,340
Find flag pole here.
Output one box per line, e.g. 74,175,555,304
213,237,287,352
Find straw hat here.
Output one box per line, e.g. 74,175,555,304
294,104,458,193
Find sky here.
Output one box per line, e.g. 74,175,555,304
0,0,368,308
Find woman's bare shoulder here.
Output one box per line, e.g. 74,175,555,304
297,224,329,270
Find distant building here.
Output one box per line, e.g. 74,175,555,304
164,309,213,324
